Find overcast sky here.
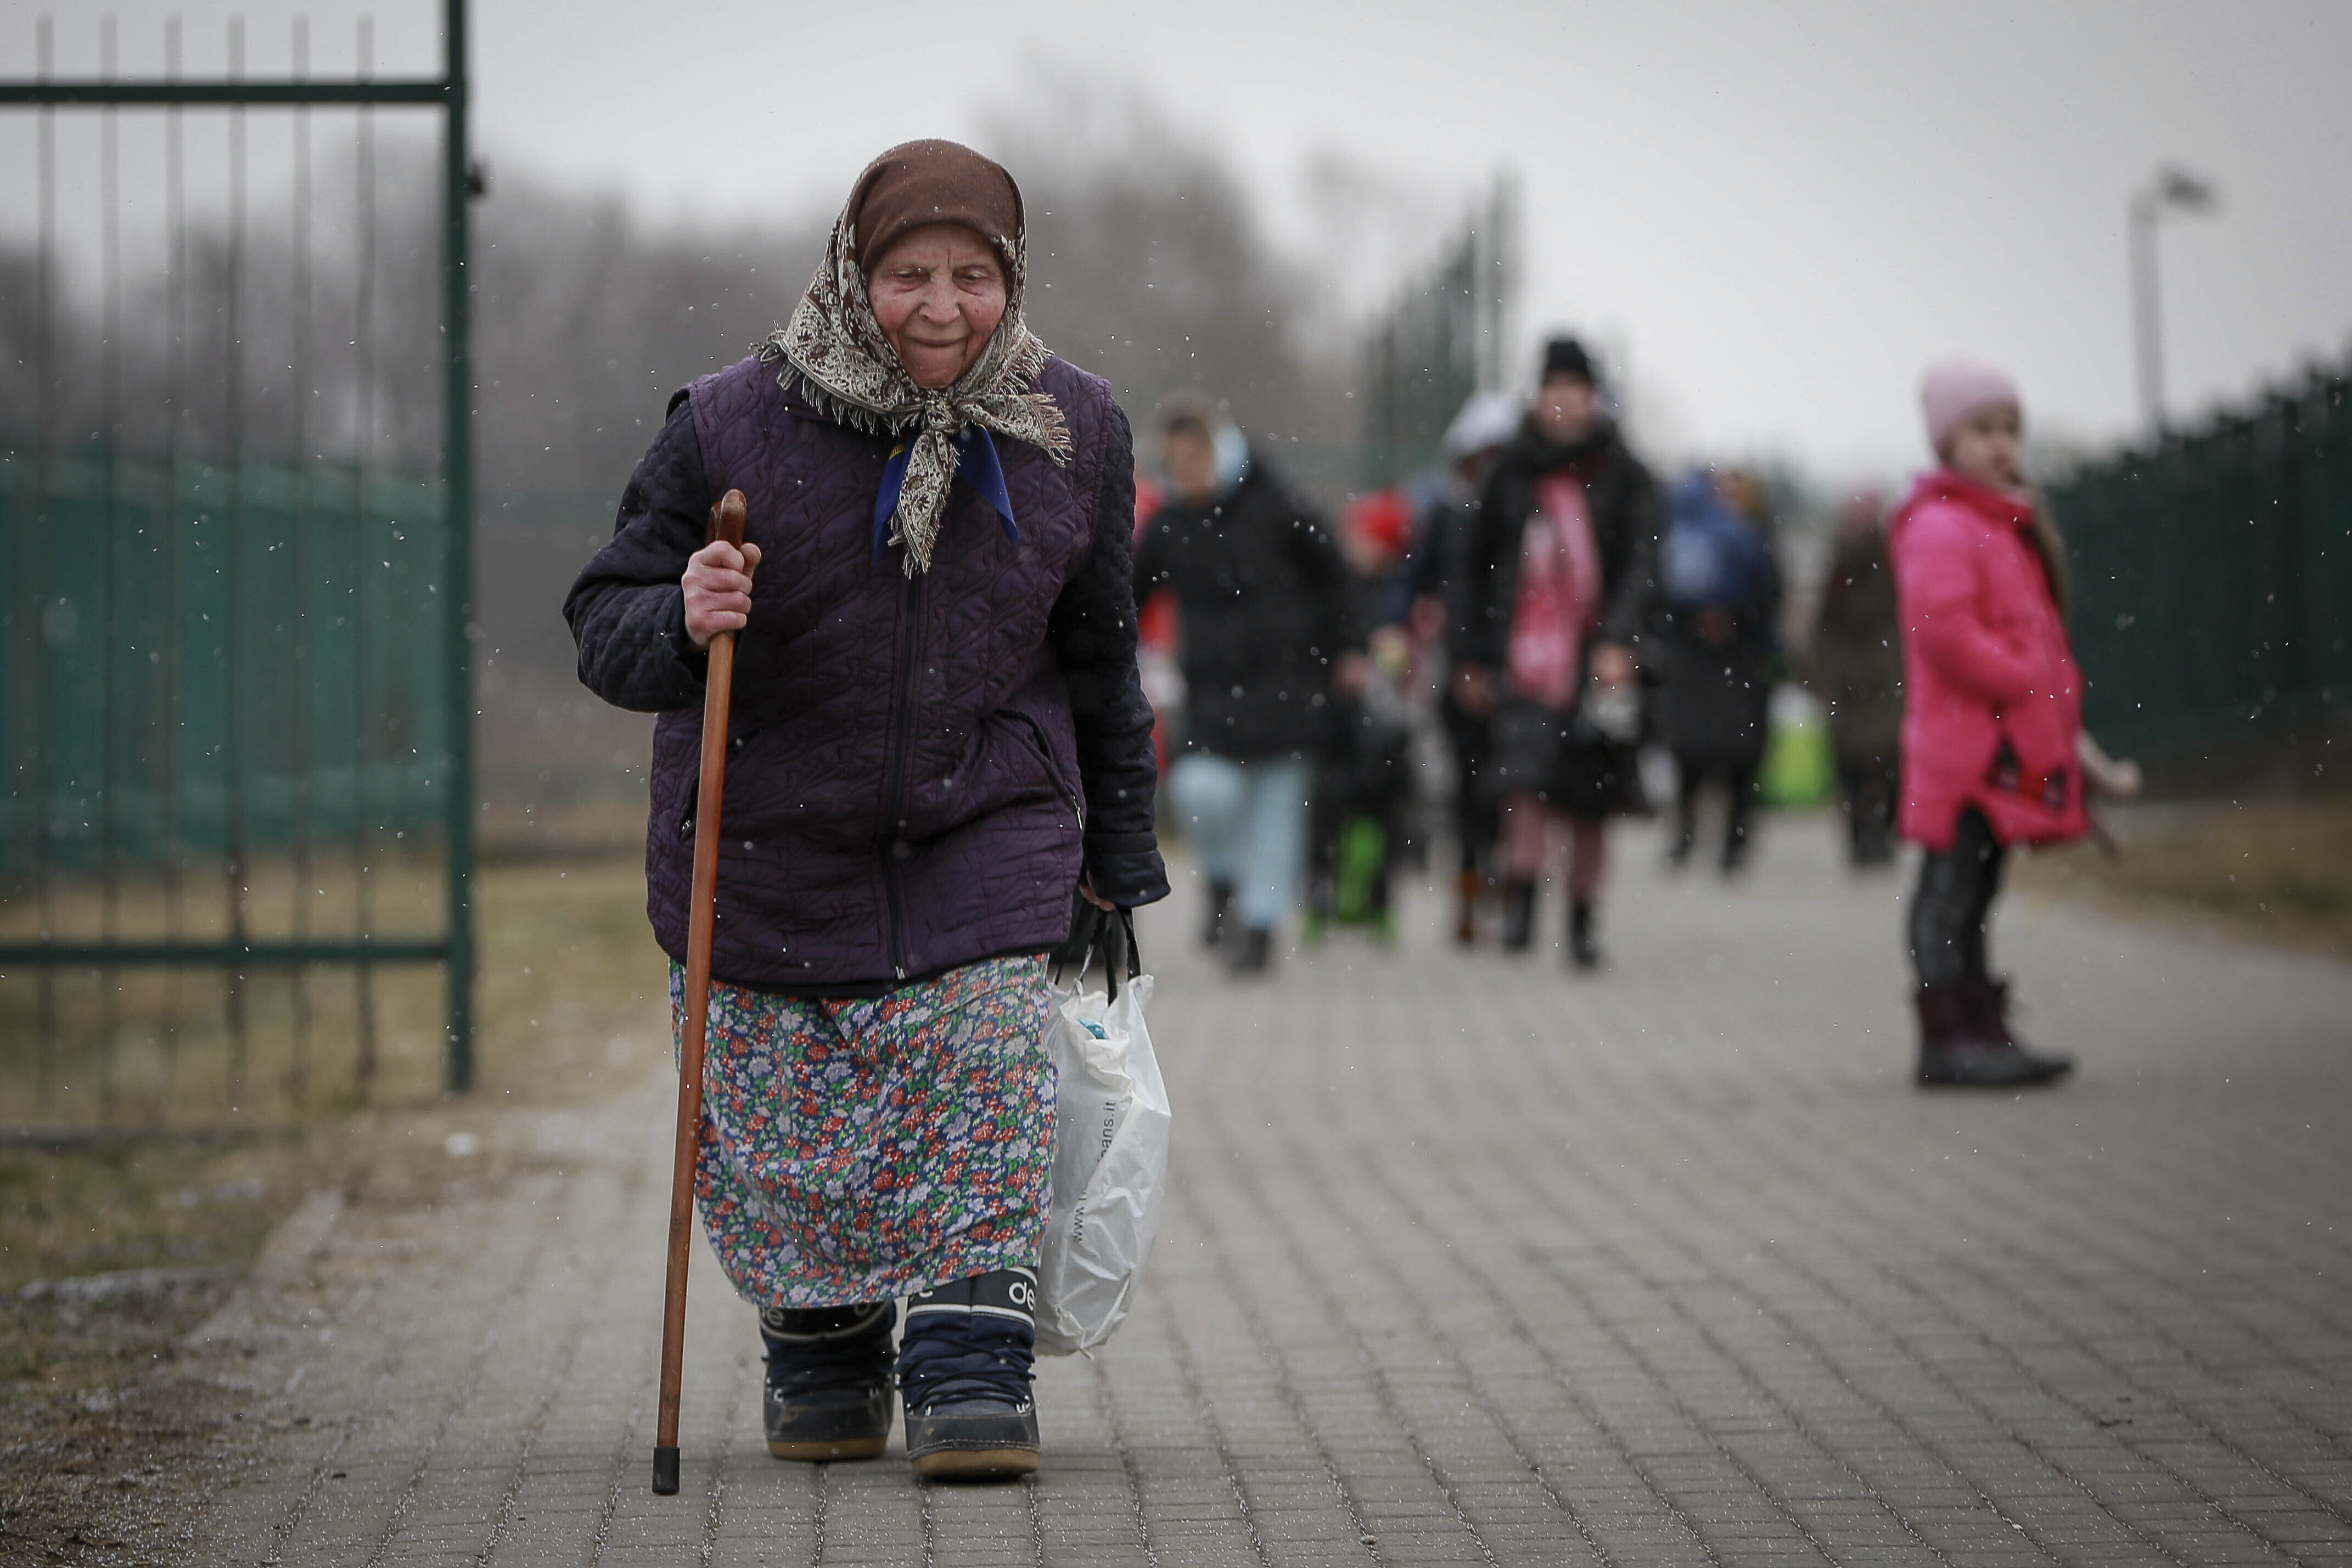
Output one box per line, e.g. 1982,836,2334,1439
7,0,2351,478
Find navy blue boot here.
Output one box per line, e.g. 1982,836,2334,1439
759,1301,896,1462
898,1269,1040,1479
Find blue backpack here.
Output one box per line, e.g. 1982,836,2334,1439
1662,473,1770,609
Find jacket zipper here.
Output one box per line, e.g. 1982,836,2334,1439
879,569,925,979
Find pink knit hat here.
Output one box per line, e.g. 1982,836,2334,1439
1920,357,2022,455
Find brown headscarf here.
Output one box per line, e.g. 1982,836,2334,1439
762,140,1069,576
847,139,1023,276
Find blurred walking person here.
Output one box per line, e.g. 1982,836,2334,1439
1304,488,1417,941
565,140,1166,1477
1452,338,1660,969
1891,359,2078,1086
1394,391,1523,944
1807,491,1904,867
1659,468,1781,874
1136,397,1365,975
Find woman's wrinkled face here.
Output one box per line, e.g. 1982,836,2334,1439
866,223,1008,389
1944,403,2024,492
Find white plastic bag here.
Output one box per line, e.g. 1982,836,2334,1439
1036,929,1170,1356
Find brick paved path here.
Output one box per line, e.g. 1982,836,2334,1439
179,819,2352,1565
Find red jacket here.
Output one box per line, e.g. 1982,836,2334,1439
1889,470,2087,851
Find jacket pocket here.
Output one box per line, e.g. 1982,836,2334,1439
1991,693,2076,813
1009,709,1084,829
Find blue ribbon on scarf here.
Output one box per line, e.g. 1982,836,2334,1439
872,426,1020,564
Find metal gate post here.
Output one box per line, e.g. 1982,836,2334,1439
440,0,474,1093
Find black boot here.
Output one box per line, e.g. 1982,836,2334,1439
1227,925,1275,977
1567,899,1603,970
1200,880,1234,949
900,1269,1041,1480
1915,982,2070,1087
1964,977,2073,1083
1499,880,1537,952
1721,807,1753,875
760,1301,896,1462
1844,799,1875,866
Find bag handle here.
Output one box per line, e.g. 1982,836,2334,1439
1052,900,1143,1001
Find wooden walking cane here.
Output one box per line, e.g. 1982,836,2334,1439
653,488,749,1497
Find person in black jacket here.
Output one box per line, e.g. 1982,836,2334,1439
1660,467,1783,874
1134,397,1365,974
1450,338,1660,969
1805,491,1905,867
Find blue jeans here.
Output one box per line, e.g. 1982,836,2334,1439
1170,752,1310,933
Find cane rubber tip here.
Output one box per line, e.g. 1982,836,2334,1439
652,1446,681,1495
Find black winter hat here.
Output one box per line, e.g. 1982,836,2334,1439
1541,336,1598,385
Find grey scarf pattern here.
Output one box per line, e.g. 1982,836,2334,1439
761,209,1070,576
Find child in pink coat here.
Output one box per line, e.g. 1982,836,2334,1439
1889,359,2081,1086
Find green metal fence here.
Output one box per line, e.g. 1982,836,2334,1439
1360,178,1514,488
0,0,477,1123
3,449,452,870
2050,363,2351,756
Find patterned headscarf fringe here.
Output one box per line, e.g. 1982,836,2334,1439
761,193,1070,577
755,343,894,438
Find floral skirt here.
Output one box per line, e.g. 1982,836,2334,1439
670,954,1057,1310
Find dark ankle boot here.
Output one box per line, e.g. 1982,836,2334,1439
1963,977,2073,1081
1201,880,1234,949
1915,982,2072,1087
1500,880,1537,952
760,1301,896,1461
900,1269,1041,1480
1227,925,1275,976
1453,868,1481,947
1567,899,1602,970
1720,816,1752,875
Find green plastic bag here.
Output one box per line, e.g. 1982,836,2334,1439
1760,685,1836,807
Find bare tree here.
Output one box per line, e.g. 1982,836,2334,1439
976,75,1356,493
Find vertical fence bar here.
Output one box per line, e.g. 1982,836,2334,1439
351,13,378,1095
289,14,314,1108
32,14,57,1111
2324,375,2342,704
161,14,187,1099
2296,385,2320,709
222,16,250,1103
98,15,122,1118
441,0,475,1092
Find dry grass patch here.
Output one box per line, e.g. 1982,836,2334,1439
1,851,669,1561
2017,797,2352,959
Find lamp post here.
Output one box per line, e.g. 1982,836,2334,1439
2129,164,2218,434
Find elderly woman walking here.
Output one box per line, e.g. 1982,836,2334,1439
564,141,1166,1479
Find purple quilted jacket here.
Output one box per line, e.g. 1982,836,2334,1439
563,353,1166,990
